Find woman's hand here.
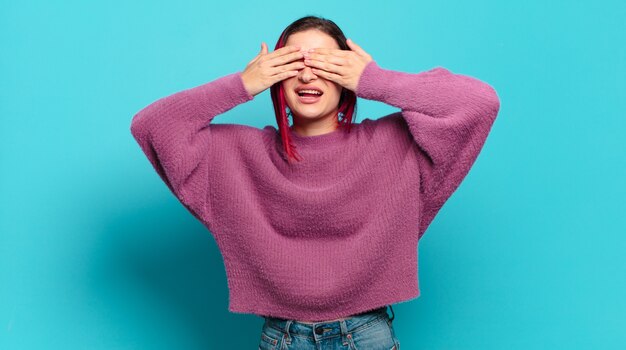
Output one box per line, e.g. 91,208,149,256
241,43,306,97
302,39,373,92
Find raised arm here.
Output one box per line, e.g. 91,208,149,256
130,43,306,221
356,60,501,239
274,38,500,239
130,72,253,218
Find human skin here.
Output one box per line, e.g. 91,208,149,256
280,29,343,136
241,30,373,137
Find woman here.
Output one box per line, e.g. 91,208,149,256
130,15,500,350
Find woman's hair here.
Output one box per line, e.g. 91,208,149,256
270,15,358,163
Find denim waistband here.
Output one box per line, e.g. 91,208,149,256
263,305,394,339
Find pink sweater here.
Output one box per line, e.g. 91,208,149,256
130,61,500,321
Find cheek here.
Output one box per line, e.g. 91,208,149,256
331,86,343,101
281,81,294,97
281,83,297,108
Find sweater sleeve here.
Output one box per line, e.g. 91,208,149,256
130,72,254,221
355,61,501,239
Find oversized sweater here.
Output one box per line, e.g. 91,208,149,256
129,60,500,321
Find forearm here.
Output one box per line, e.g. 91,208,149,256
129,71,253,195
355,61,499,120
130,72,254,140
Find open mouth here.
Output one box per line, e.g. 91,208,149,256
296,88,323,104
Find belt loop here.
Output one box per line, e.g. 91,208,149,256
284,320,293,344
388,305,395,322
340,319,350,346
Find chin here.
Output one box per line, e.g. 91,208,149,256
292,108,330,121
288,102,335,119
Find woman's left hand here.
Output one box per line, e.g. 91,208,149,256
303,38,373,92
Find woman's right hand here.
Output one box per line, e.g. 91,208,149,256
241,43,306,97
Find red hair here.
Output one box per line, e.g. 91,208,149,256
270,16,358,163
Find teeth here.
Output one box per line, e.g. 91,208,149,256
298,89,322,95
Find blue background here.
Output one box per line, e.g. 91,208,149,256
1,0,624,349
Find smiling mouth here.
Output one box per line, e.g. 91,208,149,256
294,87,323,104
297,89,323,97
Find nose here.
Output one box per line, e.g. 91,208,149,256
298,65,317,83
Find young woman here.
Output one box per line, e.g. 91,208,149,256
131,15,500,350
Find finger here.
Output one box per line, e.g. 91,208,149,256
346,38,366,56
309,47,348,57
306,52,347,66
270,60,306,75
268,50,305,67
272,69,300,82
309,68,342,83
247,43,265,65
259,42,267,56
266,45,301,60
304,57,344,75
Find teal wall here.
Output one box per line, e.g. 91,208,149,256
1,1,624,349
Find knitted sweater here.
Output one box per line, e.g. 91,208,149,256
130,60,500,321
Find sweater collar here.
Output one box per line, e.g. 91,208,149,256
287,125,352,151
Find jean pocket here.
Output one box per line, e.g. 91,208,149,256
260,321,288,350
258,328,281,350
349,316,396,350
387,319,401,349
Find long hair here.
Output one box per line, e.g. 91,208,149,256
270,15,358,163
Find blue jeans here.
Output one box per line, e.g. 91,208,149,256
259,305,400,350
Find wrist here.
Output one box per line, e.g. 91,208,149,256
236,71,256,100
239,72,257,97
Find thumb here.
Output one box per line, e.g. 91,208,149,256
260,42,268,55
346,38,366,56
